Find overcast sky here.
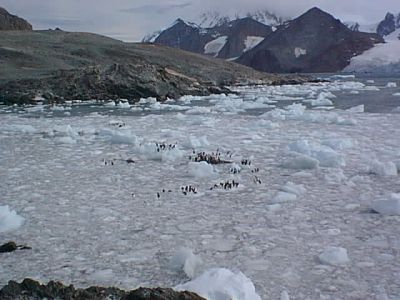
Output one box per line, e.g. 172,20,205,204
1,0,399,41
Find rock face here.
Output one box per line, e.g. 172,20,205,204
0,7,32,31
0,30,308,104
236,7,384,73
152,18,272,59
0,278,206,300
377,12,400,36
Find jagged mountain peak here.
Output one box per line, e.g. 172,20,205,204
197,9,286,28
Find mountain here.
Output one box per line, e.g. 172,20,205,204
236,7,383,73
0,30,307,104
197,10,286,28
377,12,400,36
152,18,272,59
0,7,32,30
344,29,400,74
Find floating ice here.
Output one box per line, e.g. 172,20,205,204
188,161,216,178
368,160,398,177
25,105,45,113
138,97,157,104
117,100,130,109
272,191,298,203
279,182,306,196
0,205,24,233
88,269,114,285
185,107,213,115
170,248,203,279
321,138,353,150
319,246,350,266
281,290,290,300
186,136,210,148
282,154,319,170
347,105,364,113
1,124,37,134
386,82,397,88
371,194,400,216
99,129,139,146
331,75,355,79
288,140,345,168
175,268,262,300
104,101,116,107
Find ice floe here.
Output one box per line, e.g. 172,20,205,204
371,193,400,216
169,248,203,279
175,268,262,300
0,205,24,233
319,247,350,266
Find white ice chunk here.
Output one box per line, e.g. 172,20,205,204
281,290,290,300
187,136,210,148
279,182,306,196
386,82,397,88
1,124,37,134
282,154,319,170
321,138,353,150
371,194,400,216
272,191,298,203
188,161,217,178
175,268,262,300
104,101,116,107
368,160,398,176
319,246,350,266
117,100,130,109
170,248,203,279
0,205,24,233
138,97,157,104
347,105,364,113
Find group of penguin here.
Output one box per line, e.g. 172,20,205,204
155,142,177,152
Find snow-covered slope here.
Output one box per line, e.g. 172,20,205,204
204,36,228,56
344,29,400,73
198,10,286,28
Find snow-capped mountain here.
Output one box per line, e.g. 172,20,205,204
197,10,286,28
149,17,273,59
237,7,383,73
344,29,400,74
345,12,400,36
377,12,400,37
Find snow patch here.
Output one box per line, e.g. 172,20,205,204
294,47,307,58
244,36,265,52
204,36,228,56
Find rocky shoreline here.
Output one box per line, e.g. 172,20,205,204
0,279,205,300
0,30,311,106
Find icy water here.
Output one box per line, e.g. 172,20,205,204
0,75,400,300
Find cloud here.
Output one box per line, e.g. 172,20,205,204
120,2,191,15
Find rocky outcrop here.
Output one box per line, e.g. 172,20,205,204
377,12,400,36
0,278,206,300
152,17,272,59
236,7,384,73
0,30,309,104
0,7,32,31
